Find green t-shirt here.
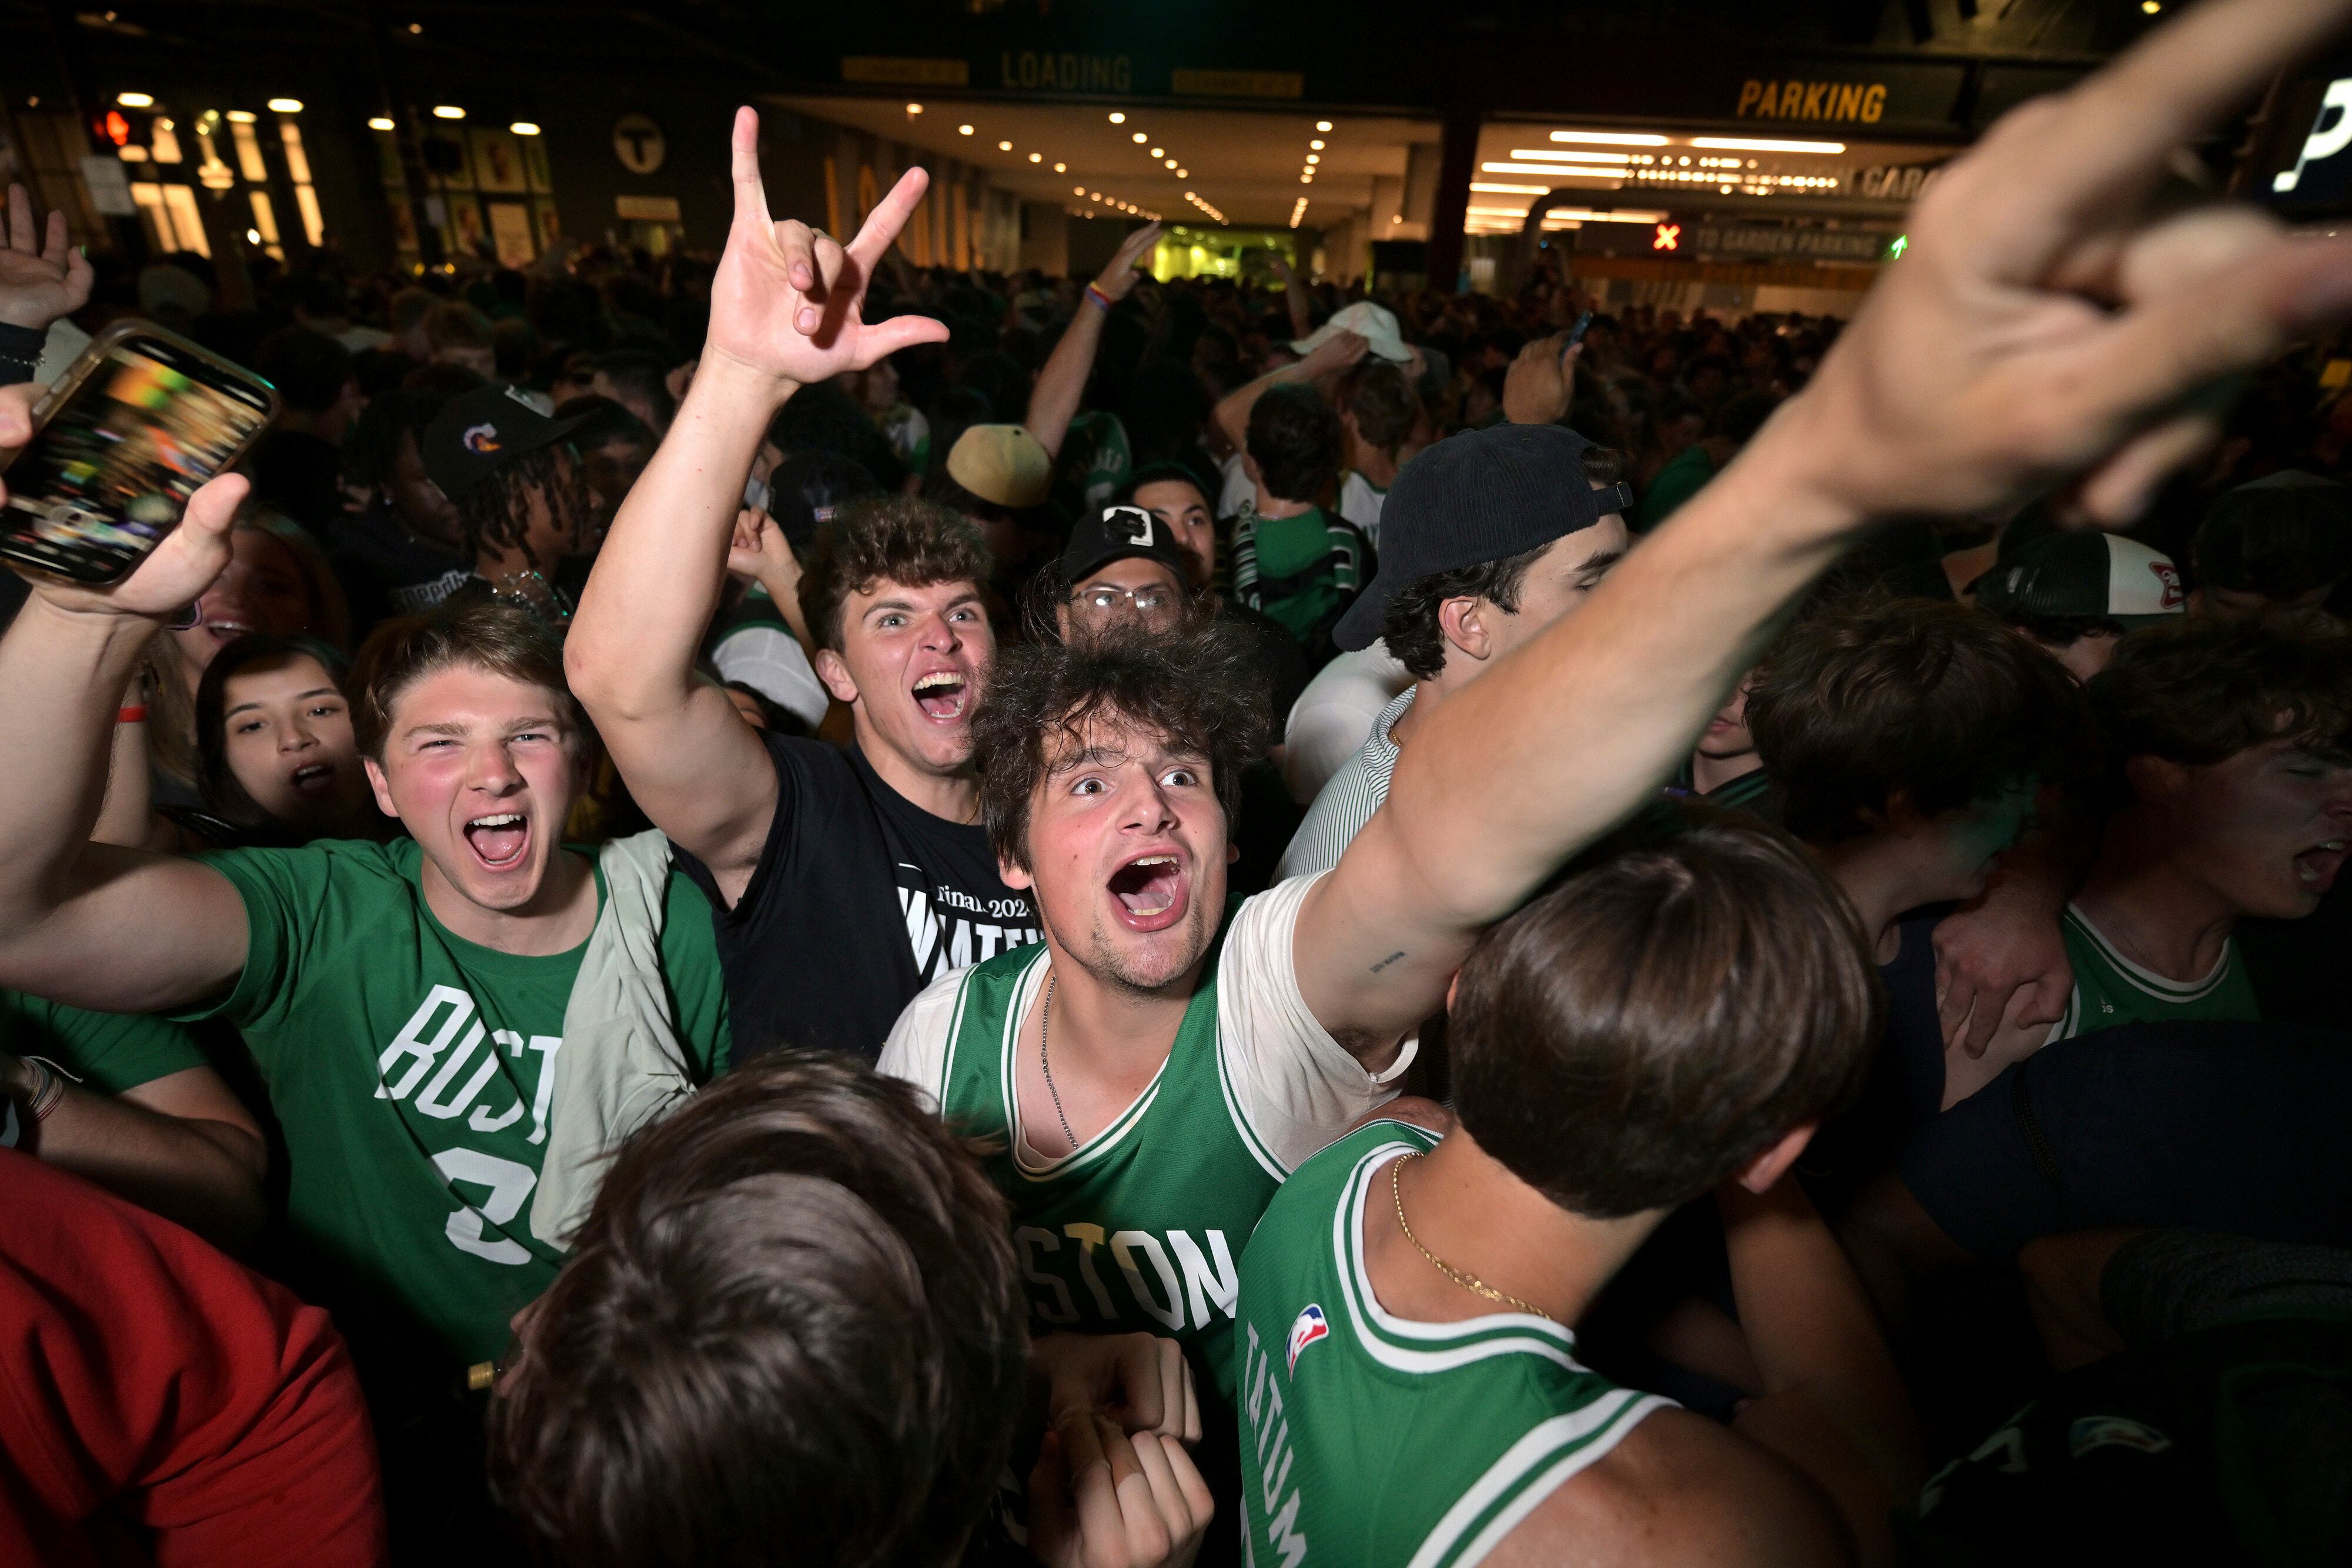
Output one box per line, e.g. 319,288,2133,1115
187,837,730,1365
1236,1122,1666,1568
1640,443,1716,531
1,991,209,1094
2049,904,2259,1044
1055,409,1132,517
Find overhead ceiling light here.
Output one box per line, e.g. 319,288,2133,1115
1507,149,1632,163
117,91,155,108
1164,158,1177,168
226,109,257,123
368,116,395,131
1149,146,1163,157
1029,152,1042,162
1471,182,1549,195
998,139,1013,150
1305,154,1319,164
1175,168,1187,178
1074,185,1085,195
1054,162,1066,172
1108,112,1125,123
906,103,923,114
1315,120,1332,132
1690,136,1845,153
511,121,541,136
432,105,465,119
1482,161,1624,177
1548,129,1669,146
957,123,974,134
1309,139,1324,151
268,98,303,113
1131,132,1147,143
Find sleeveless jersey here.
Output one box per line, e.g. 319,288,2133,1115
1235,1123,1668,1568
2049,904,2258,1043
881,874,1412,1409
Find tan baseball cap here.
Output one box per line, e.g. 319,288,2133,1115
946,424,1053,509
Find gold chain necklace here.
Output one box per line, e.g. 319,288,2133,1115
1389,1152,1557,1322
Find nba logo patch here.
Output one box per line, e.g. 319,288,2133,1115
1287,1304,1329,1372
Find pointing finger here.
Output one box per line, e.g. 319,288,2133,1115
848,165,931,273
727,107,787,265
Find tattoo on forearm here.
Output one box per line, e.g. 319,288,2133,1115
1369,951,1406,974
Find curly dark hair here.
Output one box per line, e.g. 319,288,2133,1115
1381,446,1626,681
799,495,994,654
972,621,1269,872
455,445,599,569
1747,596,2084,846
2088,612,2352,794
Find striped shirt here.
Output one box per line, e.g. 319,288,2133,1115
1277,687,1415,881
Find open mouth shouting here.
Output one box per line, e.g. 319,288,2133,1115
202,617,253,648
1107,852,1190,934
289,761,338,799
463,811,532,872
913,669,969,722
2293,838,2348,894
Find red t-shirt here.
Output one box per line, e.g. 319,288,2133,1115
0,1150,388,1567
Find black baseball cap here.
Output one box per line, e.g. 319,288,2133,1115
1334,423,1633,652
1062,503,1190,586
1973,531,2184,624
421,385,593,504
769,451,880,556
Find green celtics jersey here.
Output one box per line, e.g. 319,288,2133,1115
186,836,729,1367
881,874,1410,1409
2049,904,2258,1044
1235,1122,1668,1568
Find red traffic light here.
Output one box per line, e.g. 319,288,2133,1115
99,110,132,146
1652,222,1681,252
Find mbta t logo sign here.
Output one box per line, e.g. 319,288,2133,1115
1653,222,1682,252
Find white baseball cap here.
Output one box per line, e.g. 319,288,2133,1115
1291,301,1413,365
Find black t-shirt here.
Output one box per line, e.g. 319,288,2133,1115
674,732,1039,1065
1217,598,1312,734
322,497,471,641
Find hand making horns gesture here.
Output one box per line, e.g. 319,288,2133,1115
706,105,951,388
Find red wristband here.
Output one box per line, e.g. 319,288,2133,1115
116,704,148,724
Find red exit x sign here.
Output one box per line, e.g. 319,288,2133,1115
1652,222,1681,251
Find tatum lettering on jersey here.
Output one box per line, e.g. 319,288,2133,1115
1242,1320,1310,1568
898,867,1041,982
1014,1223,1240,1332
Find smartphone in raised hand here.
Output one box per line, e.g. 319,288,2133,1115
0,320,278,585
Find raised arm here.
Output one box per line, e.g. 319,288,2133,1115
1298,0,2352,1050
0,388,250,1012
565,107,946,898
1209,329,1367,454
1027,221,1159,460
1271,255,1312,342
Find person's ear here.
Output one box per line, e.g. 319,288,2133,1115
998,852,1035,891
814,647,859,706
1734,1124,1816,1193
364,755,399,819
1438,594,1494,663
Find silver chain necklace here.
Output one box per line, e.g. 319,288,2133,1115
1040,971,1079,1152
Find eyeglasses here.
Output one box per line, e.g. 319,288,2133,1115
1073,584,1178,614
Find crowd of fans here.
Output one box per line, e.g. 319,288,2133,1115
5,2,2352,1562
